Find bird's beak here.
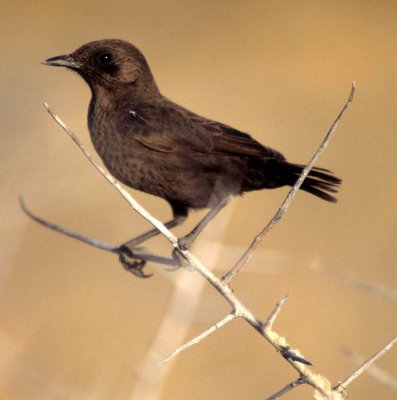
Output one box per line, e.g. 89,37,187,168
42,54,82,70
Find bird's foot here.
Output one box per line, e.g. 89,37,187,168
165,256,184,272
172,248,192,270
177,234,193,251
118,244,152,278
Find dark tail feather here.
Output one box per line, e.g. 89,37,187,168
281,162,342,203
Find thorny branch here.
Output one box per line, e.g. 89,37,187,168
22,83,396,398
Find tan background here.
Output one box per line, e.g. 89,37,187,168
1,1,396,399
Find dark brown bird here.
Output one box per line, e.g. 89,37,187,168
44,39,341,271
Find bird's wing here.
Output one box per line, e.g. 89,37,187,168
126,100,284,160
209,124,284,159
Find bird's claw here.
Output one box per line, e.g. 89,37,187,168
177,235,192,251
118,244,152,278
172,248,192,270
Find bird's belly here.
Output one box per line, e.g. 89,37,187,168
89,119,243,208
100,147,239,209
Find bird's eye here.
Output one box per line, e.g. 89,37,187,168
98,53,113,65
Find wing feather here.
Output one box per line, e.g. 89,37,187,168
125,98,284,161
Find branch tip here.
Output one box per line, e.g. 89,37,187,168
265,377,304,400
19,195,117,253
350,81,356,100
157,312,237,366
335,334,397,392
264,294,289,330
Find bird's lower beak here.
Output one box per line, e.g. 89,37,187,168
42,54,82,69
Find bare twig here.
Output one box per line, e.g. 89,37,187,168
20,196,177,267
263,294,289,331
265,377,304,400
158,312,237,365
342,347,397,392
334,335,397,392
262,296,312,366
222,82,355,283
20,196,117,253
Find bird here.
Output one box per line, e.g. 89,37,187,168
44,39,341,276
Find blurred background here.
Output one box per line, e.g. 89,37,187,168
1,1,396,399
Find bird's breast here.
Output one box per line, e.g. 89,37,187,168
87,101,245,209
88,104,181,197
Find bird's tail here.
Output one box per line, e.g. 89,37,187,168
280,162,342,202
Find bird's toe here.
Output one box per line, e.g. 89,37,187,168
118,244,152,278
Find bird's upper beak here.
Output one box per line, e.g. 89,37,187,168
42,54,82,69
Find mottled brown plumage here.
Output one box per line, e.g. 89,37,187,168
44,39,341,269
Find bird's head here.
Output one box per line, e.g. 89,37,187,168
43,39,159,96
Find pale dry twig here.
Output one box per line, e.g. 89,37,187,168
334,335,397,393
265,377,304,400
342,347,397,392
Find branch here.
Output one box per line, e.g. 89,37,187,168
263,296,313,367
19,196,117,253
334,335,397,392
158,312,237,365
263,294,289,331
265,377,304,400
222,82,355,283
20,196,177,267
342,347,397,392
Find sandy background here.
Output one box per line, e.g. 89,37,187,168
1,1,396,399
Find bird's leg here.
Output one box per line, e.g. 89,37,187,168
118,202,188,276
177,195,232,250
122,215,187,249
118,215,187,275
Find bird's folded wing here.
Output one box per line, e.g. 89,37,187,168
127,100,284,160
